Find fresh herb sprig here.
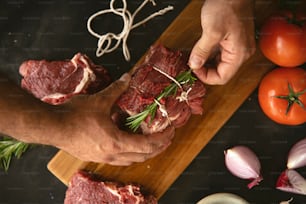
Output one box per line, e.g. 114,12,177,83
126,69,197,132
0,137,31,171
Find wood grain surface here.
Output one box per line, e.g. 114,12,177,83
48,0,280,199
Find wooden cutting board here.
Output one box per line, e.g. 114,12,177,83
48,0,280,199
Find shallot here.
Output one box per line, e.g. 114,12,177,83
224,145,263,189
287,137,306,169
276,169,306,195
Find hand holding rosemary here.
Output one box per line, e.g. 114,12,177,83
125,69,197,132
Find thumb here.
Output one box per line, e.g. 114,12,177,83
188,33,219,70
98,73,131,104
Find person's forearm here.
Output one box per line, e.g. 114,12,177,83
0,74,65,146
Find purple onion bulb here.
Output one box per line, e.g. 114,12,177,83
224,145,263,189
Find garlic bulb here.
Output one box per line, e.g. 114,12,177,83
224,145,263,189
287,137,306,169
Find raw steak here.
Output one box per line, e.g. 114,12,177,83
64,171,157,204
19,53,111,105
115,45,206,134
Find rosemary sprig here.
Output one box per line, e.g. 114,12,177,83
0,137,31,171
126,69,197,132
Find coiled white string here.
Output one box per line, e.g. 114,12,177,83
87,0,174,61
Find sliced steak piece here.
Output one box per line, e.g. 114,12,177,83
115,44,206,134
19,53,111,105
64,171,157,204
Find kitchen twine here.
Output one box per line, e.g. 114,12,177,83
153,65,192,103
153,65,193,119
87,0,174,61
87,0,190,120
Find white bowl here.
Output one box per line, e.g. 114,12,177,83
197,193,249,204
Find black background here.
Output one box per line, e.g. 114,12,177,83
0,0,305,204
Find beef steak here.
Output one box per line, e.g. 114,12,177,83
115,45,206,134
64,171,157,204
19,53,111,105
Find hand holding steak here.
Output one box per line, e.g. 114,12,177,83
2,69,175,165
15,45,205,165
54,75,175,165
115,45,206,134
19,46,206,135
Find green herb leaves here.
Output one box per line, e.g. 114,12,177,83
0,137,31,171
126,69,197,132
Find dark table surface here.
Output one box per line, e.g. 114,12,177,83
0,1,305,204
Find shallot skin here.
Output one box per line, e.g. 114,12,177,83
276,169,306,195
287,137,306,170
224,145,263,189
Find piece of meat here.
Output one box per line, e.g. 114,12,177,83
115,44,206,134
64,171,157,204
19,53,111,105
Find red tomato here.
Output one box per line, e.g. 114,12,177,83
259,11,306,67
258,67,306,125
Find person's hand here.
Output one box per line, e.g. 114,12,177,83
188,0,256,85
56,73,175,166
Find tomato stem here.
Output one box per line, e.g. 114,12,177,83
274,83,306,115
285,16,304,27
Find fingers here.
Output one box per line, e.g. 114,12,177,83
192,46,242,85
117,126,175,154
90,127,175,166
193,62,236,85
190,29,255,85
189,0,256,85
107,144,170,166
188,33,221,70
